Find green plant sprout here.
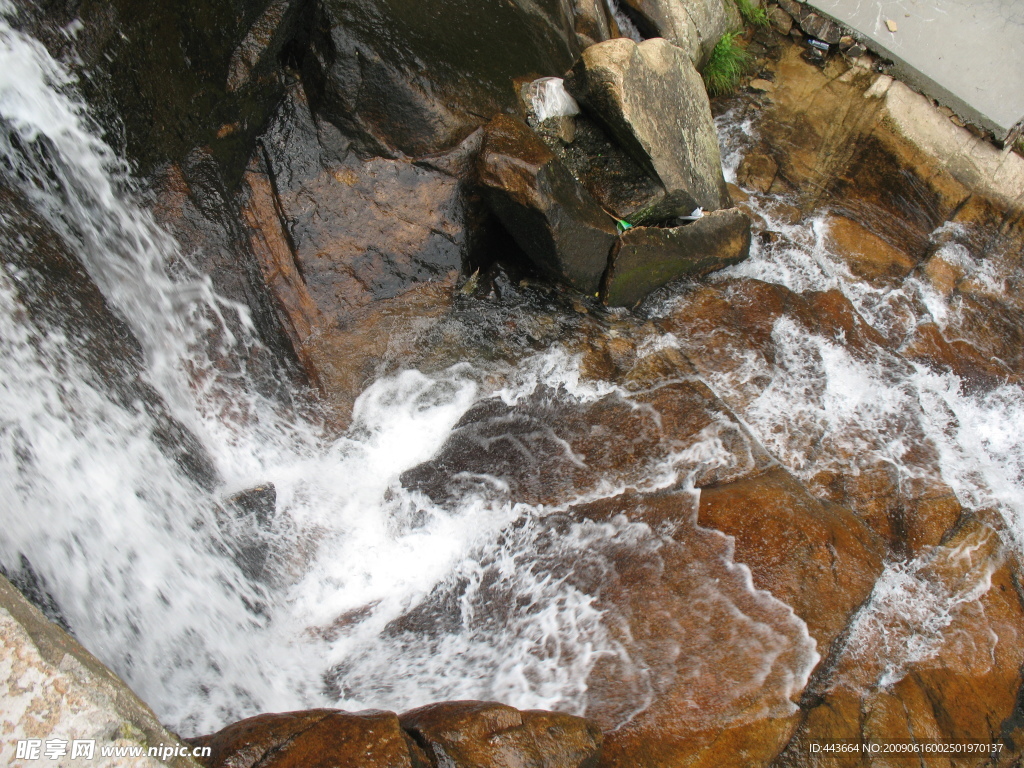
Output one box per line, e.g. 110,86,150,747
703,32,752,96
735,0,770,27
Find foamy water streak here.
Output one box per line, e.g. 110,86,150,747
0,17,820,735
678,110,1024,688
712,110,1024,550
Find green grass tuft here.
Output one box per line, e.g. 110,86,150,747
703,32,752,96
735,0,770,28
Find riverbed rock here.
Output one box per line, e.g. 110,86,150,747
822,214,917,283
401,367,772,509
304,0,582,158
778,519,1024,765
21,0,306,183
698,468,885,655
237,83,470,420
603,208,752,307
190,709,429,768
563,490,817,768
151,153,308,389
565,38,731,215
0,179,219,491
0,575,200,768
478,114,618,295
749,46,1024,264
532,110,672,227
191,702,602,768
399,701,602,768
570,0,616,48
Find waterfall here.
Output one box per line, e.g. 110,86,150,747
0,15,820,736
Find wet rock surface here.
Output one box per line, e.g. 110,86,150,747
604,208,752,307
11,3,1024,768
400,701,602,768
478,114,618,295
304,0,581,158
190,702,601,768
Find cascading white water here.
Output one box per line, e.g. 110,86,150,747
692,109,1024,688
0,14,819,737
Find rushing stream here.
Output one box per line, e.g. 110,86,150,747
0,7,1021,742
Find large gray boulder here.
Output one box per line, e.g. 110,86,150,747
0,575,200,767
565,38,731,217
604,208,752,307
618,0,740,66
477,115,618,295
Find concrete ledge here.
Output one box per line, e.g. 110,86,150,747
805,0,1024,141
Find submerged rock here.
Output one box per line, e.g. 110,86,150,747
566,38,731,215
478,114,618,295
603,208,752,307
699,467,885,655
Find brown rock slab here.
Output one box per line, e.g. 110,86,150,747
237,84,469,420
478,114,618,295
698,467,885,654
566,38,730,214
399,701,602,768
779,520,1024,765
568,490,818,767
191,709,429,768
823,215,917,283
603,208,752,307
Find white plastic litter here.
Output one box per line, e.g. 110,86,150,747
527,77,581,122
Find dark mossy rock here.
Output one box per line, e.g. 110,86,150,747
303,0,583,158
531,110,684,227
477,114,618,295
603,208,752,307
20,0,308,186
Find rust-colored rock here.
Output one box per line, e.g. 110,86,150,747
566,490,818,768
778,520,1024,765
237,84,469,420
401,372,771,508
191,709,428,768
698,467,885,654
399,701,601,768
823,214,917,283
736,152,778,194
